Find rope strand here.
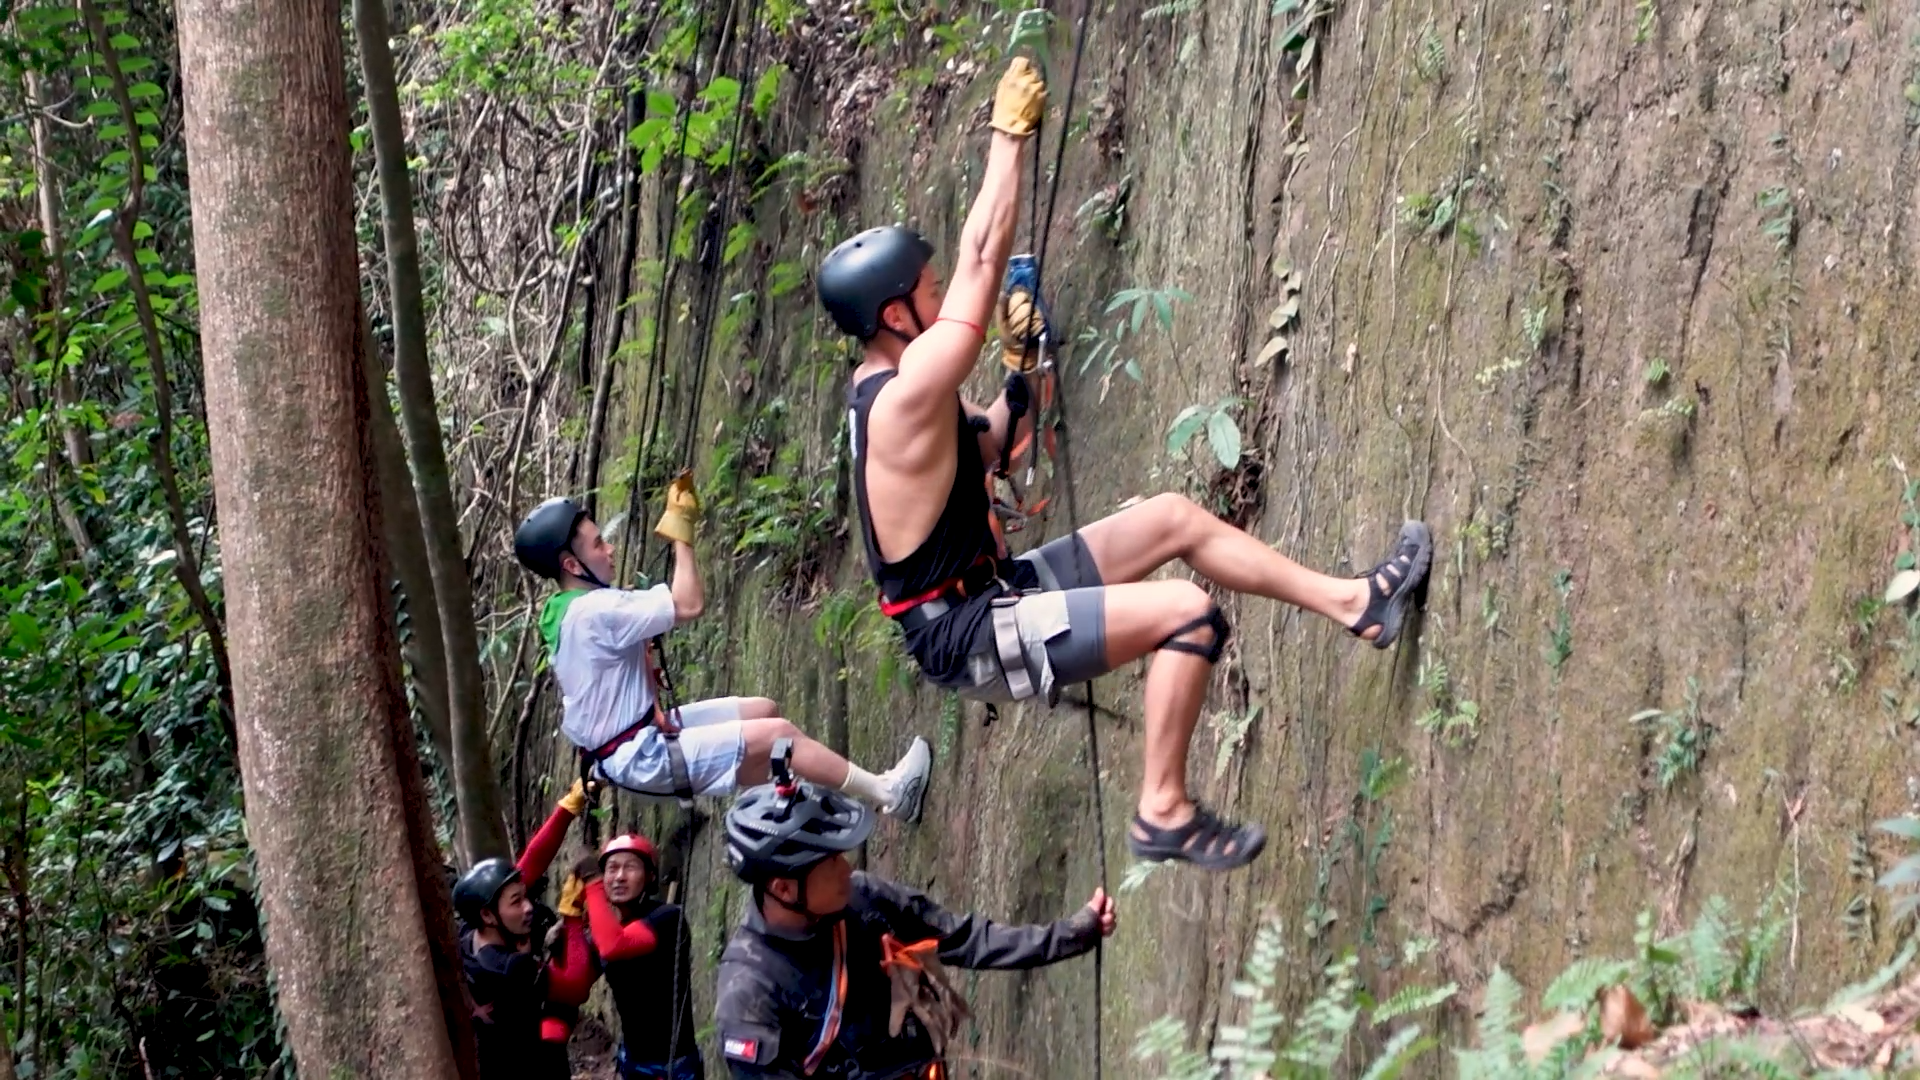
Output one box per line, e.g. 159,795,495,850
1014,0,1102,1073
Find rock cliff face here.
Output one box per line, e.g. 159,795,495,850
571,0,1920,1072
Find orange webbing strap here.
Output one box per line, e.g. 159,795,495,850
880,933,940,974
800,920,849,1076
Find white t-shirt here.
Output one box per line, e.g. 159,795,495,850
547,585,677,751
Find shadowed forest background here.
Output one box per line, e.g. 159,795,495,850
3,0,1920,1075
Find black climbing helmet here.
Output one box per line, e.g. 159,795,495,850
816,226,935,341
514,496,589,581
452,857,522,929
724,779,874,885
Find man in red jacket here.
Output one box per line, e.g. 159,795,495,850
580,832,701,1080
455,780,607,1080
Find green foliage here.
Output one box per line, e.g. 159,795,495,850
1415,657,1480,746
1546,568,1574,675
1634,0,1657,44
1630,676,1710,790
1757,185,1795,252
1119,859,1169,894
1874,814,1920,924
1452,968,1525,1079
1541,958,1633,1013
0,4,288,1072
1133,914,1452,1079
813,587,917,698
1271,0,1336,98
1211,704,1261,780
1167,397,1246,471
1075,286,1190,401
1398,178,1480,248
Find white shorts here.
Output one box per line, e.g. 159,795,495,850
595,696,748,798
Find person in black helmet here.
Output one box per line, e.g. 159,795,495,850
712,746,1116,1079
512,475,932,816
455,780,598,1080
816,58,1434,873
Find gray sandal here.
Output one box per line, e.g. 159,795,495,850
1346,520,1433,650
1127,804,1266,872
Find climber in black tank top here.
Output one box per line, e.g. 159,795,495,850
816,58,1437,874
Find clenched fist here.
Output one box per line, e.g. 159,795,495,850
990,57,1047,138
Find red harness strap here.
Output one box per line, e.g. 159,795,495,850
589,639,681,759
875,554,997,618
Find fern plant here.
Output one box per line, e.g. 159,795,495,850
1133,915,1453,1079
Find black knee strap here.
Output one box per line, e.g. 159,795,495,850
1158,604,1231,664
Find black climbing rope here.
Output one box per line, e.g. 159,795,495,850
1011,2,1104,1074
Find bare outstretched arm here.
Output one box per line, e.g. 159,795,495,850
888,59,1046,421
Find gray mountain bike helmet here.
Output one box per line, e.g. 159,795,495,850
724,778,874,885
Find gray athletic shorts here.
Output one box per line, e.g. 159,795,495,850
595,696,747,798
954,532,1109,706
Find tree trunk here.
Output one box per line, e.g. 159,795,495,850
174,0,467,1074
352,0,509,865
361,318,455,774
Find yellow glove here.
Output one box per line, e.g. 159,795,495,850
989,57,1047,138
558,777,588,816
999,289,1045,367
556,872,586,919
652,469,701,545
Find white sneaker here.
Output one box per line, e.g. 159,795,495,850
884,737,932,824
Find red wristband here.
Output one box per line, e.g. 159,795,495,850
937,316,984,338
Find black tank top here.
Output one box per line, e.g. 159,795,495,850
848,370,1021,684
847,370,998,602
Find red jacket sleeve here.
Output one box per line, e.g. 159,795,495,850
585,881,657,961
517,800,576,882
545,914,598,1006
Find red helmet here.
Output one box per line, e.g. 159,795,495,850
599,833,658,876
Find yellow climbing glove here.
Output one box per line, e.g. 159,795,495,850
989,57,1047,138
558,777,588,816
556,871,587,919
999,289,1045,368
652,469,701,545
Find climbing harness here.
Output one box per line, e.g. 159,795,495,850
986,254,1060,545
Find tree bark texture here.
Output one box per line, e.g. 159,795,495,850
352,0,510,865
361,317,456,776
174,0,464,1075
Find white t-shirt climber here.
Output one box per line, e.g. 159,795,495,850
544,585,678,751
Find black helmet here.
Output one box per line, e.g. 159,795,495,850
452,857,521,928
514,497,589,580
816,226,934,340
724,779,874,885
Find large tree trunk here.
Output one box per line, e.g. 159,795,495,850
362,319,455,772
174,0,467,1075
352,0,509,865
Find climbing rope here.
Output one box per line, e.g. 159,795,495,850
619,0,712,586
1008,2,1104,1074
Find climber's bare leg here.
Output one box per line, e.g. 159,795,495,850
1075,493,1379,637
1093,578,1221,829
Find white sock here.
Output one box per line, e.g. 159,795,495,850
838,763,893,808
